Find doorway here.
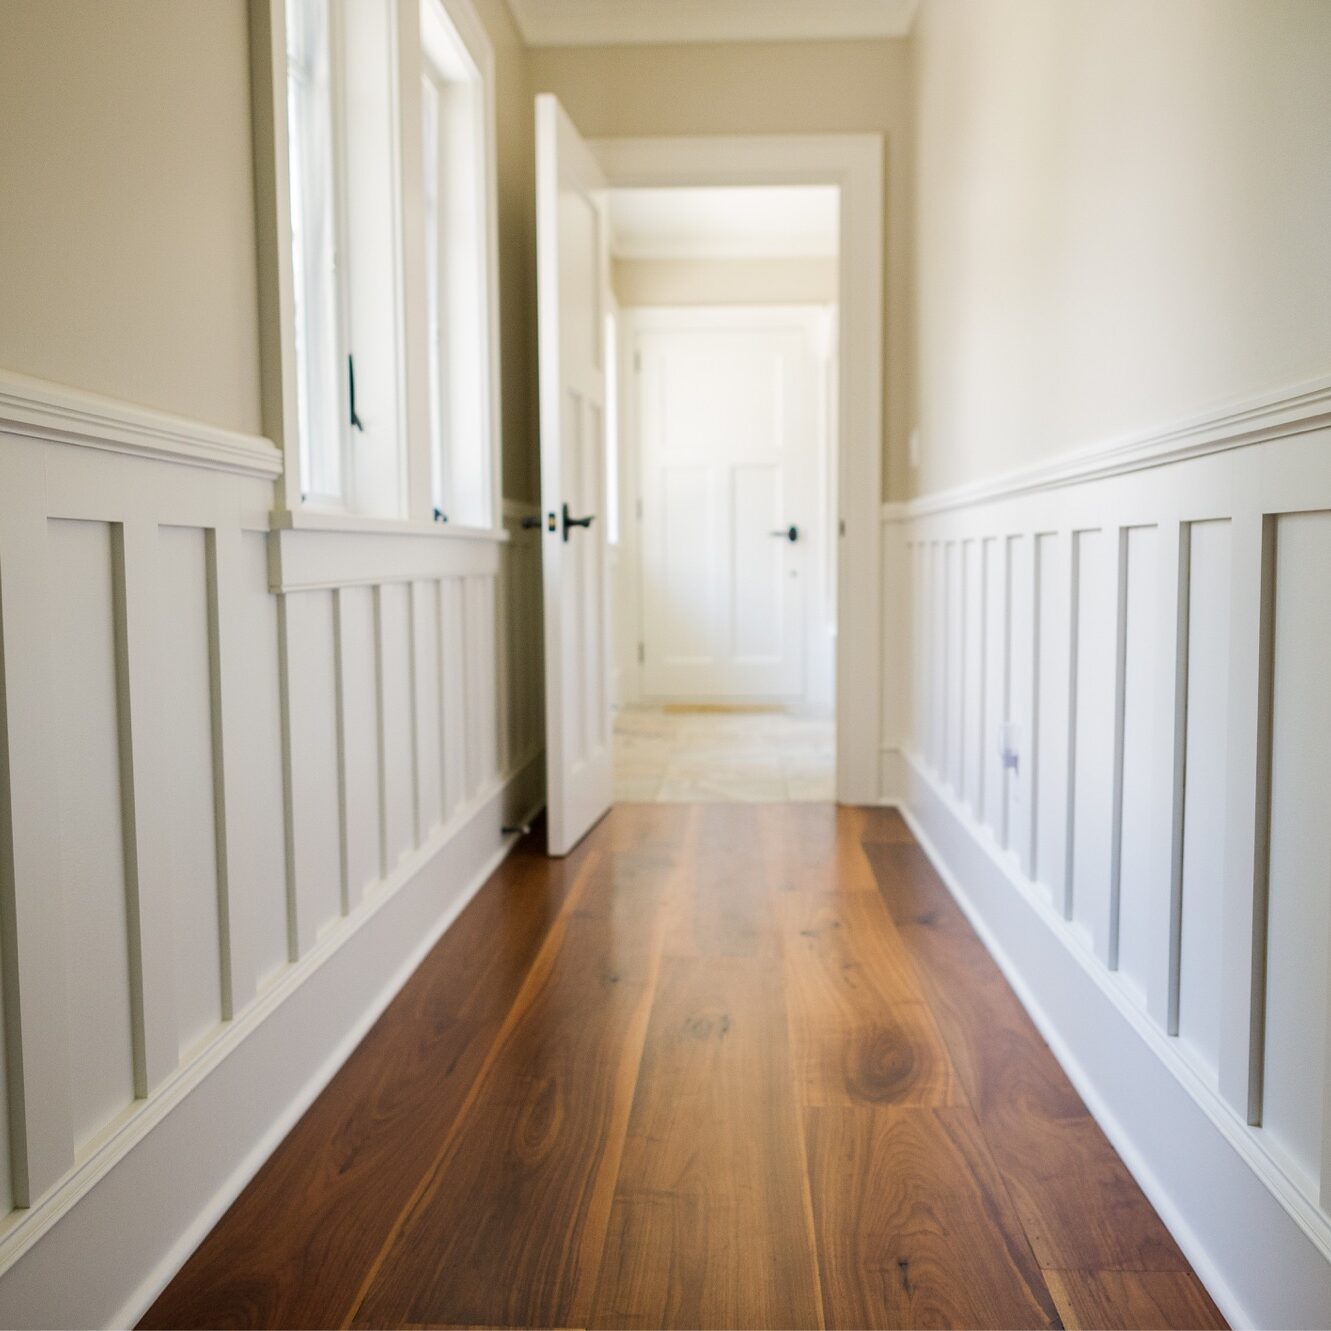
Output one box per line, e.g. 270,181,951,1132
535,104,883,849
604,185,839,802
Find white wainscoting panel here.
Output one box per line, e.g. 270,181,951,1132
1263,511,1331,1198
158,525,226,1059
48,518,138,1150
0,412,546,1327
883,395,1331,1329
1176,518,1232,1084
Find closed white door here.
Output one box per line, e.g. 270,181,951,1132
535,94,613,856
634,308,819,700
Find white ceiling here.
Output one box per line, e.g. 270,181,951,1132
608,186,839,261
507,0,918,48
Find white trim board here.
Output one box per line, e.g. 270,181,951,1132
895,758,1331,1331
0,368,281,479
0,755,544,1330
592,132,884,804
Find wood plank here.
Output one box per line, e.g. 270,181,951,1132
760,804,881,897
897,916,1188,1271
669,803,777,957
1045,1269,1226,1330
780,891,960,1108
139,833,592,1331
805,1105,1060,1330
588,955,823,1330
864,840,968,932
348,809,683,1330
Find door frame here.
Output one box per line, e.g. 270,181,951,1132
618,303,836,710
591,133,884,804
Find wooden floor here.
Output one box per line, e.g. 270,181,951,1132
142,805,1225,1331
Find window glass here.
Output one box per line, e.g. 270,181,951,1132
285,0,344,503
421,0,492,527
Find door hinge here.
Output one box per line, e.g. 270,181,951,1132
637,641,645,664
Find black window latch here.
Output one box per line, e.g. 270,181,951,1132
348,354,365,432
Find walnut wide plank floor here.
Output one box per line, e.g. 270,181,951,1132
142,806,1225,1331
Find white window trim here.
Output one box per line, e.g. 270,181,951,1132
252,0,503,540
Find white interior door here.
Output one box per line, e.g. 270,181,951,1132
634,307,819,701
535,94,612,856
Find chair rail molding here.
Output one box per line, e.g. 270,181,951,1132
0,368,281,479
894,372,1331,519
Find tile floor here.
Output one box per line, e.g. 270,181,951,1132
612,705,835,803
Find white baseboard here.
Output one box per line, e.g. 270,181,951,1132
897,754,1331,1331
0,756,545,1331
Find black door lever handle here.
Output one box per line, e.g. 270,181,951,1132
770,525,799,543
562,503,595,541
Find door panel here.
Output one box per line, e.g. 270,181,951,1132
536,95,612,856
637,311,818,700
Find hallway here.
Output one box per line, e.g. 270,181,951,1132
613,706,836,802
143,805,1223,1330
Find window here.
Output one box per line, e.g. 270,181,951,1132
285,0,344,505
283,0,406,519
277,0,496,528
420,0,494,528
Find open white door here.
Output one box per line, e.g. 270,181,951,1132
535,94,613,856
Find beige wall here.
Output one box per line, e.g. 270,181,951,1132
911,0,1331,497
0,0,540,496
0,1,263,434
611,256,838,308
531,39,913,500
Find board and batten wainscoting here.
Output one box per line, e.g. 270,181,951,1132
0,371,545,1329
879,374,1331,1330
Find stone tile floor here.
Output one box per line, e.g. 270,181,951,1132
612,705,835,803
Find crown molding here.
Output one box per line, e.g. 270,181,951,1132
508,0,918,48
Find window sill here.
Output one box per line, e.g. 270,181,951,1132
270,507,509,543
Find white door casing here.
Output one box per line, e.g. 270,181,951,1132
630,306,823,701
535,94,614,855
589,133,883,804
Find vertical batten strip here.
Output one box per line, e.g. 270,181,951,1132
1000,535,1014,851
373,585,390,877
435,578,451,822
495,543,512,776
1027,535,1043,879
1107,526,1131,969
407,580,423,841
205,527,257,1017
1218,512,1278,1125
933,540,945,772
1161,523,1192,1035
331,588,356,914
460,577,475,800
110,521,178,1095
976,538,988,822
274,593,303,960
0,447,75,1204
1062,532,1082,922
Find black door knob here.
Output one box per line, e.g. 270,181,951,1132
562,503,596,542
769,524,799,543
